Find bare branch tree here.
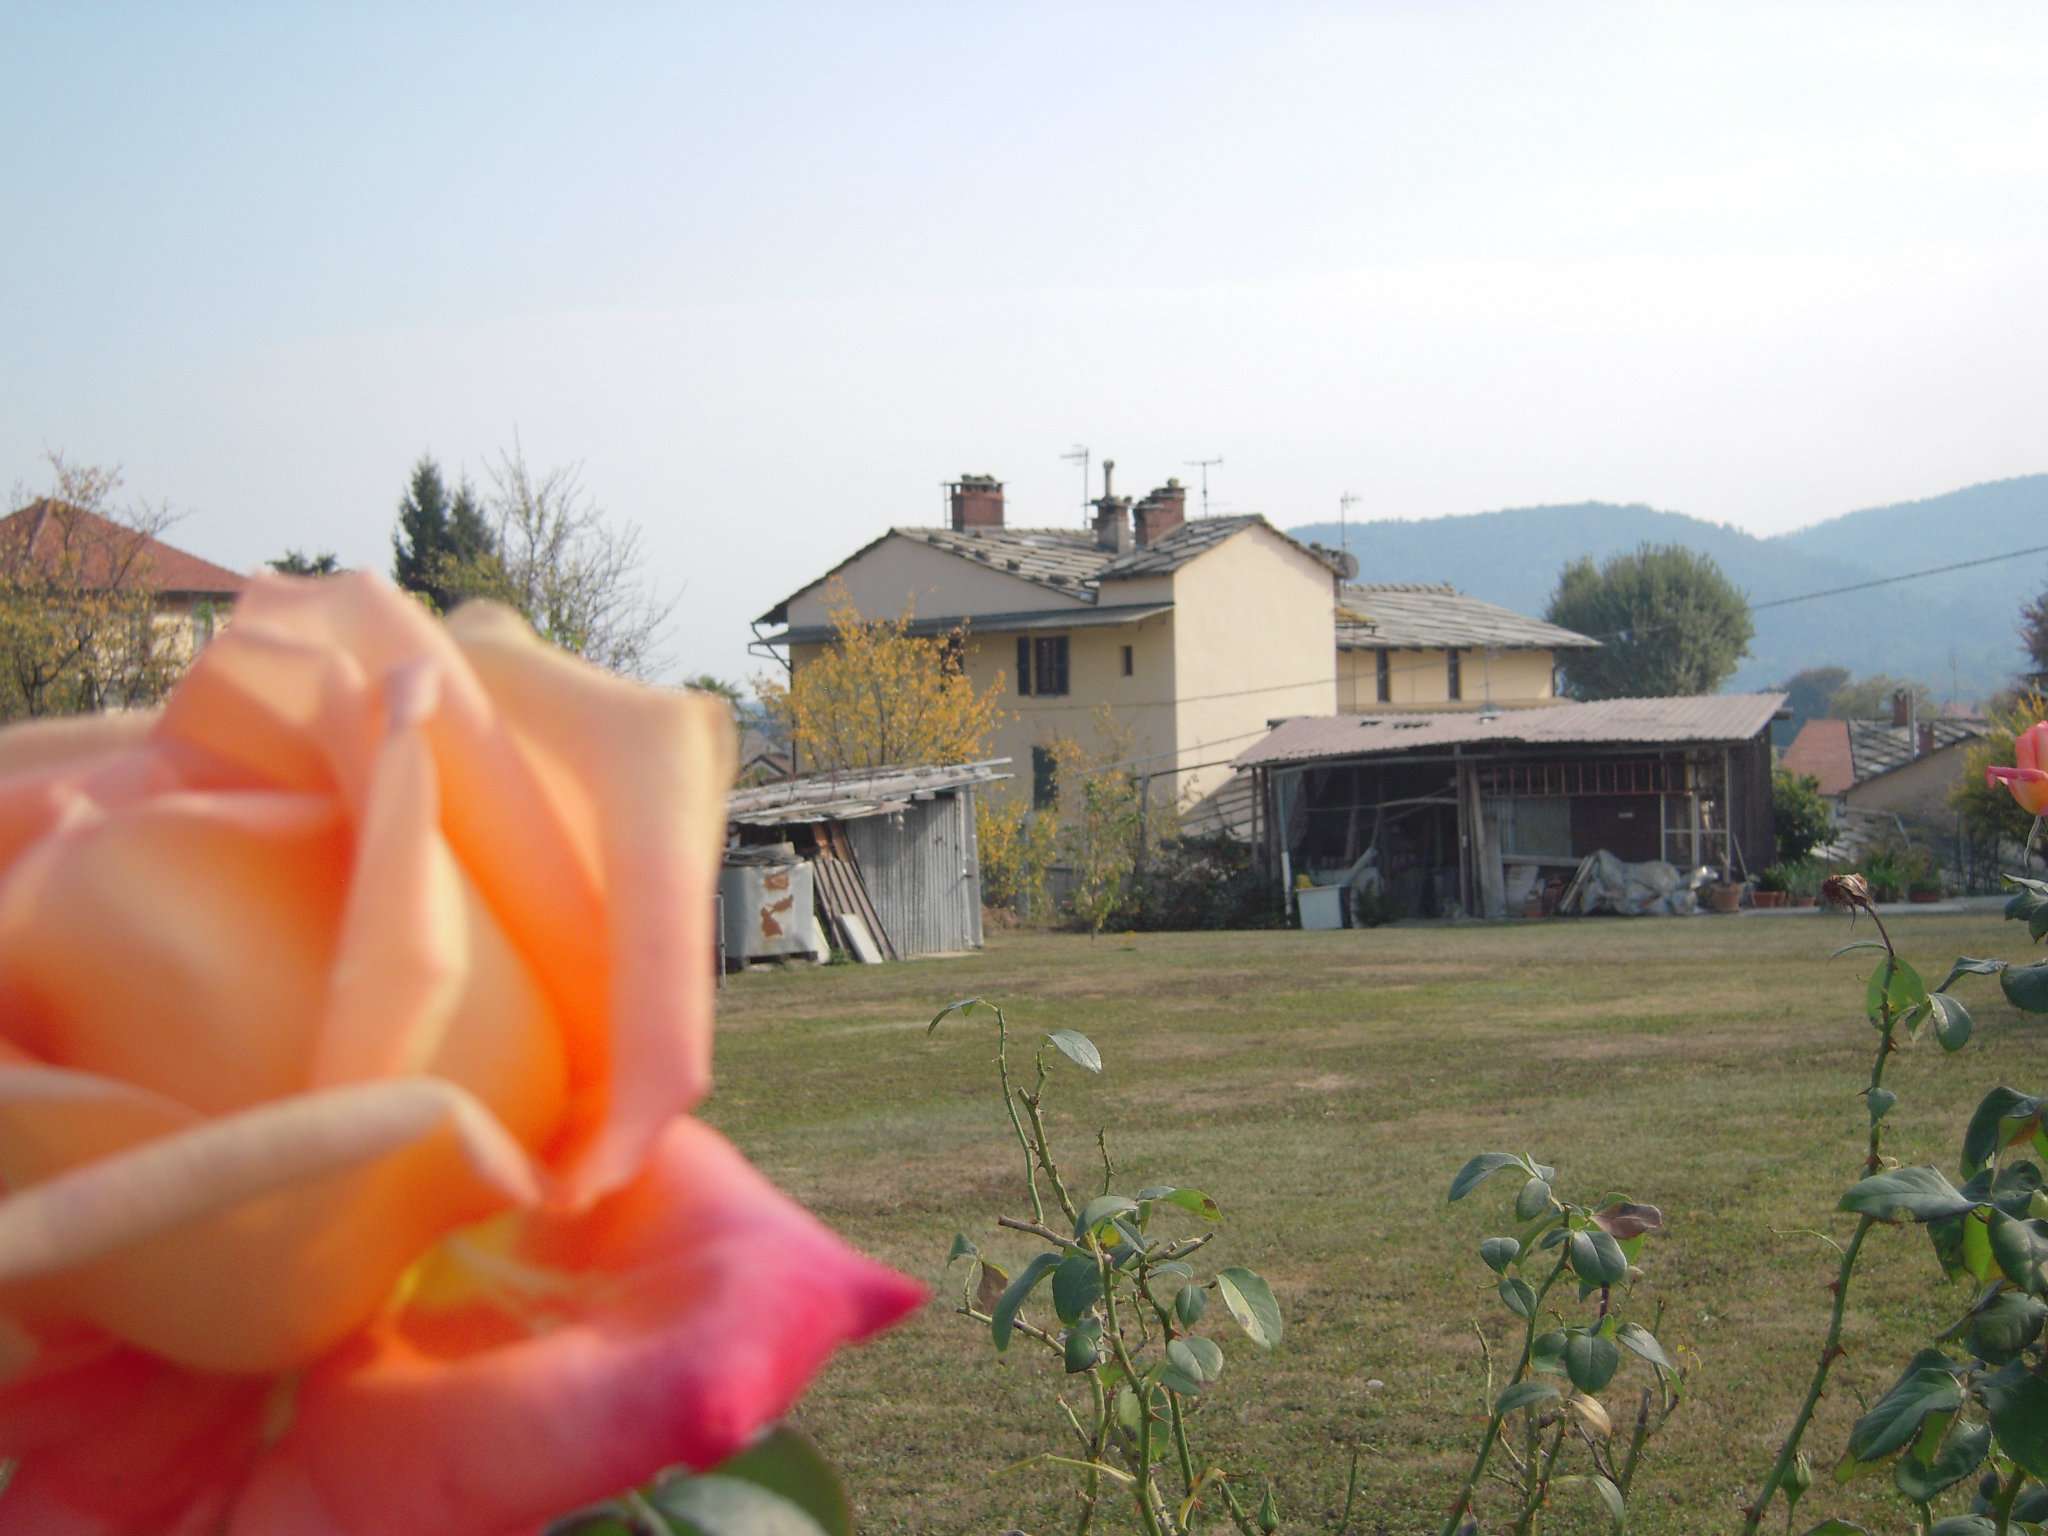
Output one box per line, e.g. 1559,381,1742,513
440,443,676,680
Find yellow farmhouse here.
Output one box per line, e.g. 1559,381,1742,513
754,470,1596,815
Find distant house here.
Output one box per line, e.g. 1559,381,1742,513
0,500,245,608
1781,696,1984,828
1237,693,1788,919
754,470,1349,812
1336,582,1597,712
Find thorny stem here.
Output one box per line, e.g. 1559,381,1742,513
1094,1239,1166,1536
1741,918,1905,1534
1338,1445,1363,1534
988,1007,1045,1226
1616,1386,1654,1499
1075,1372,1111,1536
1167,1392,1198,1500
1217,1480,1260,1536
1023,1048,1082,1227
1099,1127,1115,1196
1440,1244,1575,1536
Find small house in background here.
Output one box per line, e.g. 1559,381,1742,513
723,760,1011,964
1781,690,1986,863
1336,582,1598,712
0,499,246,655
1236,693,1787,920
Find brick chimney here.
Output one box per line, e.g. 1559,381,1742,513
1093,459,1132,553
950,474,1004,531
1891,689,1912,728
1133,479,1187,548
1917,722,1935,756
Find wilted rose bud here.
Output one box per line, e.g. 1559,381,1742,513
1822,872,1874,911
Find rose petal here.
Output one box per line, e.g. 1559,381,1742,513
449,603,734,1201
0,791,347,1115
228,1118,926,1535
0,1078,539,1372
0,1335,263,1535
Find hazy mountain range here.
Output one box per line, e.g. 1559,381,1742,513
1288,475,2048,703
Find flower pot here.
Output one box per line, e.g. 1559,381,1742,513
1909,889,1942,904
1708,882,1743,914
1796,895,1819,907
1754,891,1788,909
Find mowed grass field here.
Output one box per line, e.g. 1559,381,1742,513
703,912,2040,1534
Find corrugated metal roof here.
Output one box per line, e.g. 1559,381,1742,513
762,601,1171,647
1235,693,1790,767
728,758,1014,825
757,515,1343,623
1337,583,1598,652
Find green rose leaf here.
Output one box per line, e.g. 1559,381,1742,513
1845,1352,1963,1463
1988,1210,2048,1295
649,1473,839,1536
1495,1380,1559,1416
1450,1153,1524,1203
2001,960,2048,1014
1615,1321,1674,1371
992,1252,1064,1351
1045,1028,1103,1073
1172,1334,1225,1383
1530,1329,1569,1376
1569,1229,1629,1287
1074,1195,1140,1241
1894,1418,1991,1504
1215,1267,1283,1349
1052,1254,1104,1324
1551,1473,1624,1532
1064,1318,1104,1374
1174,1284,1208,1328
1867,1088,1898,1124
1839,1166,1977,1224
1498,1276,1537,1320
1564,1330,1620,1394
1514,1176,1553,1220
1962,1088,2043,1177
1983,1366,2048,1478
1479,1236,1521,1274
1928,993,1974,1052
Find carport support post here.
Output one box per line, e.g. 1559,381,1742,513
1455,751,1473,917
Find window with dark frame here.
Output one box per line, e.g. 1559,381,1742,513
1121,643,1134,677
1375,648,1391,703
1447,648,1463,701
1032,745,1057,808
1017,634,1070,697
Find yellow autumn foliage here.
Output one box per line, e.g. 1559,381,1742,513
757,580,1006,771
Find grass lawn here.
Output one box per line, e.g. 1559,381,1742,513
703,912,2041,1534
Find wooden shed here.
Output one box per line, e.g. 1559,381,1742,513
726,759,1011,960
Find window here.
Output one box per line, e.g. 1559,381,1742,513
1032,745,1057,809
1121,644,1134,677
939,633,965,675
1017,634,1069,697
1375,648,1391,703
1447,648,1462,701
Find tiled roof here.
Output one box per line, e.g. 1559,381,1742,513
1846,718,1983,781
1337,583,1598,652
759,514,1338,623
728,758,1013,825
1236,693,1789,768
0,500,246,596
1782,718,1854,795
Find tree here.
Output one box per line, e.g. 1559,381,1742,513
682,674,744,707
1544,544,1753,700
438,446,675,680
1827,673,1935,721
755,580,1005,771
0,455,186,720
1770,768,1831,864
2021,583,2048,688
1778,665,1849,725
269,549,342,576
391,456,494,613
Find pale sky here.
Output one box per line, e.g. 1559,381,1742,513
5,3,2045,681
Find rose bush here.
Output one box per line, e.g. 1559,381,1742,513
0,574,923,1534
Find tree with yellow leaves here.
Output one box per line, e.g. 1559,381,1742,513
756,581,1006,772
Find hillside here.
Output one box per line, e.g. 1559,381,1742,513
1287,475,2048,701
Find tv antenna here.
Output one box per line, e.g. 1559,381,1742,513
1339,491,1360,560
1060,445,1091,525
1185,457,1223,518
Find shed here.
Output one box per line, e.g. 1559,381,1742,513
726,759,1012,959
1233,695,1788,919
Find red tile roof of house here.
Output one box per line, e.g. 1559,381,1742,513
0,500,247,597
1781,718,1853,795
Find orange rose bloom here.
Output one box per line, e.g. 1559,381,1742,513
0,575,923,1534
1987,720,2048,817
